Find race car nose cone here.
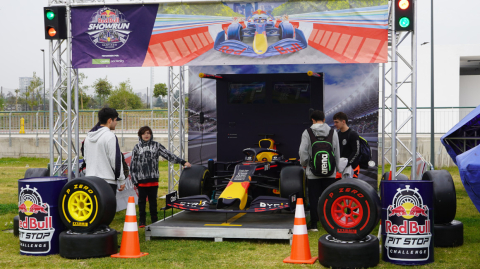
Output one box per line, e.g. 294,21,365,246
253,32,268,55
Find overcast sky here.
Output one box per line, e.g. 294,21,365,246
0,0,478,96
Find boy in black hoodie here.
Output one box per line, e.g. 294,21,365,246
130,126,191,227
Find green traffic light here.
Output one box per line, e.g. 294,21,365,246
46,10,55,20
399,17,410,28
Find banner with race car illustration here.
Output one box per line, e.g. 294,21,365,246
71,1,388,68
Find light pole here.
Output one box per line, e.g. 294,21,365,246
41,49,46,128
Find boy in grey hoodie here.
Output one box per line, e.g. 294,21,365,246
299,110,340,231
84,108,126,196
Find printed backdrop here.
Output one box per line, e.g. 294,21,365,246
188,64,379,189
72,1,388,68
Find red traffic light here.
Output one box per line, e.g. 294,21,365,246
399,0,410,10
48,27,57,37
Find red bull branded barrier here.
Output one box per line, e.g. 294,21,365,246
381,180,434,265
18,177,68,255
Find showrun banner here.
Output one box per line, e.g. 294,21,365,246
72,1,388,68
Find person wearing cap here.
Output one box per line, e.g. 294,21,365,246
84,107,126,195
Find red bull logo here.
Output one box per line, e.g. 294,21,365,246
87,7,132,51
19,201,48,215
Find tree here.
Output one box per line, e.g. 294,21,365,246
153,83,167,98
26,72,43,111
107,80,143,110
92,76,112,106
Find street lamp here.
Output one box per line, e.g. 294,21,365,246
41,49,46,128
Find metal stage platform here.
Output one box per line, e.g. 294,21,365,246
145,210,307,243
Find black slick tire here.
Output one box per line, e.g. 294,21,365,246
13,215,19,237
280,166,305,199
434,220,463,247
58,177,116,233
318,234,379,268
422,170,456,224
24,168,49,178
318,178,381,241
178,165,211,198
59,227,118,259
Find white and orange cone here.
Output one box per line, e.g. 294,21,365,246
283,198,318,264
111,196,148,258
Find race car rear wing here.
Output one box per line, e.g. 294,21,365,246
163,191,299,214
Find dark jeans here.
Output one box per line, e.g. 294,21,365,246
138,186,158,225
308,177,338,224
109,183,117,196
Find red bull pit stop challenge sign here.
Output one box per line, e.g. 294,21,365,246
18,178,67,255
381,181,434,265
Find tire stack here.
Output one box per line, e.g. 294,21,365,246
57,177,118,259
422,170,463,247
317,178,381,268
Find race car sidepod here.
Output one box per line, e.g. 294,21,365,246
164,191,298,213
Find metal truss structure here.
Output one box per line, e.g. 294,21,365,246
50,0,420,184
381,0,420,179
167,66,186,192
49,0,79,180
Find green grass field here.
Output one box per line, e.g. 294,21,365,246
0,158,479,268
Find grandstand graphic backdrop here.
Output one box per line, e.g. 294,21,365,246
71,1,388,68
188,64,379,188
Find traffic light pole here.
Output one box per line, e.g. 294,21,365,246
382,0,419,179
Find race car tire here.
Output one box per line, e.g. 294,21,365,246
422,170,456,224
279,22,294,39
381,171,409,181
59,227,118,259
434,220,463,247
178,165,211,198
318,234,379,268
280,166,305,199
13,215,19,237
318,178,381,241
227,23,243,41
58,177,116,233
24,168,49,178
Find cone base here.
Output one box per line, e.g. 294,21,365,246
111,252,149,259
283,256,318,264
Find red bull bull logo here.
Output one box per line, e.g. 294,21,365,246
87,7,132,51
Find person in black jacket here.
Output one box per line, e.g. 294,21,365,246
130,126,191,227
333,112,361,179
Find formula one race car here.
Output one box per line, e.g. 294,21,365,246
165,138,305,213
213,10,308,58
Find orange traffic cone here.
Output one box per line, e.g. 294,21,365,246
283,198,318,264
111,196,148,258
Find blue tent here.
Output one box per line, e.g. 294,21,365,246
456,146,480,213
441,105,480,165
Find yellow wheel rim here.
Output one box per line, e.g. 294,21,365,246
68,191,93,221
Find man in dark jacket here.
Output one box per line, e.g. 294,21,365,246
333,112,361,179
130,126,191,227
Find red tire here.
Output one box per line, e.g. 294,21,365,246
318,178,381,241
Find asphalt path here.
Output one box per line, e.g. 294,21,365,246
188,36,338,66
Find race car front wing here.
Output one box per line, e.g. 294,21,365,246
164,191,298,213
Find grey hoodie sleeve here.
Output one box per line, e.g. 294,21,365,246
157,142,186,165
333,131,341,172
129,145,139,185
106,136,125,186
299,130,310,167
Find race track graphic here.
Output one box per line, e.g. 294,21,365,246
213,10,308,58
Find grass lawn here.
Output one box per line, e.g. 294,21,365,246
0,158,479,268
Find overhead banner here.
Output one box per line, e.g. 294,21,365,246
72,1,388,68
